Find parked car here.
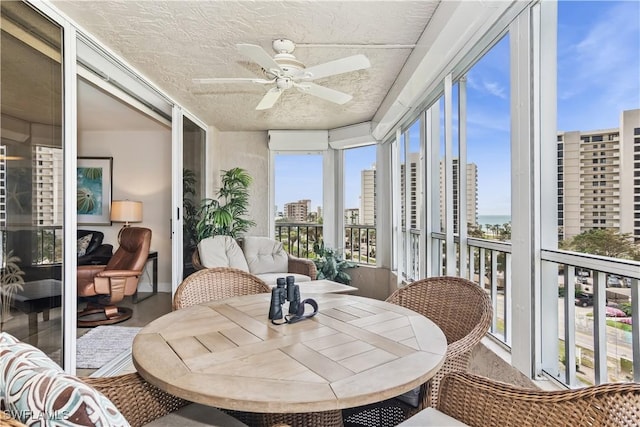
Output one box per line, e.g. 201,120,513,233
575,292,594,307
576,268,590,278
607,275,622,287
606,306,627,317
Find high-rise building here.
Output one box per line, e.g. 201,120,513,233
284,199,311,222
439,159,478,231
360,165,376,225
401,152,421,229
33,146,63,226
558,108,640,242
362,157,477,231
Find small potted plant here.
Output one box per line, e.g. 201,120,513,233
312,240,357,285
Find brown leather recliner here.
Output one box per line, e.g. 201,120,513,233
77,227,151,327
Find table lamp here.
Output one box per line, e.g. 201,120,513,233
111,200,143,241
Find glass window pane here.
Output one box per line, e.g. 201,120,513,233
182,117,205,278
553,0,640,386
407,120,421,280
464,33,510,342
466,35,511,242
344,145,376,265
274,153,322,258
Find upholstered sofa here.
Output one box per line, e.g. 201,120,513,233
0,332,247,427
192,235,317,286
77,229,113,265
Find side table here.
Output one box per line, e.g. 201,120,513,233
133,251,158,303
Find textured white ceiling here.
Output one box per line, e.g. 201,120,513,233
51,1,440,131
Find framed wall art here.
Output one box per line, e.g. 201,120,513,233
77,157,112,225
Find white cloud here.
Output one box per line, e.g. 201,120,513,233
482,81,507,99
558,2,640,107
466,74,508,100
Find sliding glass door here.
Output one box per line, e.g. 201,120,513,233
181,116,206,279
1,1,64,360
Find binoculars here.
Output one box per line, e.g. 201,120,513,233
268,276,300,321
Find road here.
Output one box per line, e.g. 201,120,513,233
492,293,633,361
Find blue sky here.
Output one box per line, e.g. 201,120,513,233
276,1,640,217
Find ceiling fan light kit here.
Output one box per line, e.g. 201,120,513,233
193,39,370,110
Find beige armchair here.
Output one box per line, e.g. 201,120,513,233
192,235,317,286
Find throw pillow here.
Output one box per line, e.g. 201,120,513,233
0,333,61,372
198,236,249,272
0,333,130,427
1,332,63,411
77,234,93,257
242,236,288,275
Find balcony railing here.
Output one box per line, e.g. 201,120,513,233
541,250,640,387
429,232,640,388
344,225,376,265
0,226,63,266
275,223,323,259
275,222,377,265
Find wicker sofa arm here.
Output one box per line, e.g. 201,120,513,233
437,372,640,427
191,248,204,270
287,254,317,280
83,372,189,427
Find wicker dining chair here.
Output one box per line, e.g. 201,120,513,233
173,267,271,310
401,371,640,427
389,276,493,409
83,372,190,427
343,276,492,427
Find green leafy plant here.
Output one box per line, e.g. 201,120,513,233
195,167,256,241
183,168,199,248
312,240,357,285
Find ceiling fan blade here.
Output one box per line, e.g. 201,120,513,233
256,87,283,110
298,54,370,81
237,43,283,74
295,82,352,105
192,77,274,84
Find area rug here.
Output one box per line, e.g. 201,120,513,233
76,325,142,369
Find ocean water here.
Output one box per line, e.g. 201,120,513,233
477,215,511,226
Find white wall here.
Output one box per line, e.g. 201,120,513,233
78,128,172,292
210,130,270,236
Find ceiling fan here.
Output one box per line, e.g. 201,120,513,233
193,39,371,110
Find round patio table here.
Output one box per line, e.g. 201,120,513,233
132,293,447,414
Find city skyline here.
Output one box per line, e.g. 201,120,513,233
274,1,639,217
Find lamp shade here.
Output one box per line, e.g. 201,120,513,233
111,200,143,224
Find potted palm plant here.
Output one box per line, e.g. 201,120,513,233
195,167,256,241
